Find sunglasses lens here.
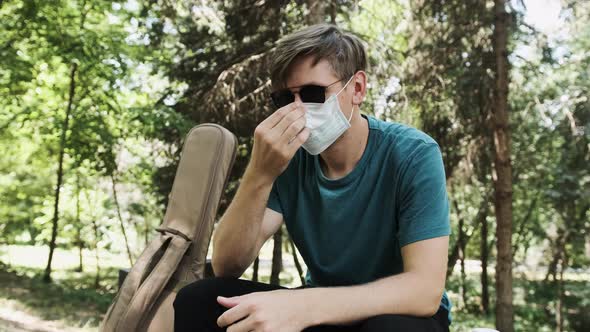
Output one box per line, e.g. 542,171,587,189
300,85,325,103
271,90,294,108
271,85,327,108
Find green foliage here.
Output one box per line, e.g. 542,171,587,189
0,0,589,330
0,0,181,260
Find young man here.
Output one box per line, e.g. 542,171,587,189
174,24,451,332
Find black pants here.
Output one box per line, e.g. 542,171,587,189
173,277,450,332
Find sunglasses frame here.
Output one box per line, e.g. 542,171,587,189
270,78,345,109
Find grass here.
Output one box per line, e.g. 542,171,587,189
0,242,302,330
445,271,590,332
1,244,589,331
0,262,116,330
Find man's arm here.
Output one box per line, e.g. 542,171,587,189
300,236,448,327
212,102,309,277
212,180,283,277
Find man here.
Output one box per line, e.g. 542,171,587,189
174,24,451,332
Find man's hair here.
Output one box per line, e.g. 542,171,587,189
270,24,367,90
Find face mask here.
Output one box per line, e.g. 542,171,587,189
301,76,354,155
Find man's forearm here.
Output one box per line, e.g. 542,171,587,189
299,272,444,327
212,168,273,277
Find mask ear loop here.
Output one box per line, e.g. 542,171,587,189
339,75,356,124
334,75,355,96
328,74,356,123
347,104,355,123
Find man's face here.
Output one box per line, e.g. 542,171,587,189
284,56,353,113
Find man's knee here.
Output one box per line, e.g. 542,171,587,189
173,277,232,310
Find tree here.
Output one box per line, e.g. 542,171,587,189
0,0,170,281
491,0,515,330
44,62,78,282
401,0,521,328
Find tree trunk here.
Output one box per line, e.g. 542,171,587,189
289,237,305,286
111,173,134,266
77,231,83,272
456,211,467,308
512,197,537,260
447,198,464,278
329,1,337,24
43,62,77,283
93,215,100,288
492,1,514,330
481,206,490,315
75,176,83,272
460,238,467,308
447,239,460,278
144,219,149,248
283,232,290,254
270,226,283,285
545,228,570,282
252,256,259,282
83,190,101,288
305,0,329,25
448,198,484,278
556,251,567,332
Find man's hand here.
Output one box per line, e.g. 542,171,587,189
246,102,310,185
216,289,310,332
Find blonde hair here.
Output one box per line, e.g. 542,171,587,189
270,24,367,90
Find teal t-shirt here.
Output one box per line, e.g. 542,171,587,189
267,114,452,318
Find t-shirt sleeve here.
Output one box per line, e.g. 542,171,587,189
267,180,283,214
397,143,451,247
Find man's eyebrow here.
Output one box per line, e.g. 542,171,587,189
286,81,328,89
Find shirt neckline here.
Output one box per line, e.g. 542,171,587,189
314,114,377,188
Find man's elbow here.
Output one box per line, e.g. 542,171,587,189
418,287,445,317
402,278,444,317
211,254,244,278
421,301,441,317
211,259,243,278
409,299,441,317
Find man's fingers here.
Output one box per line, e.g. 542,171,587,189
288,127,310,154
217,295,240,308
226,316,254,332
260,102,300,130
217,302,249,328
281,115,306,145
272,105,306,138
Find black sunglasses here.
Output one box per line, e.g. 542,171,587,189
270,79,344,109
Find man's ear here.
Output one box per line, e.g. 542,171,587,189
352,71,367,106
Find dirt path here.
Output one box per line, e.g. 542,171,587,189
0,308,89,332
0,318,38,332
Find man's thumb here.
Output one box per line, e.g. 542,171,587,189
217,295,240,308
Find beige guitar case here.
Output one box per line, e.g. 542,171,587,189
100,124,237,332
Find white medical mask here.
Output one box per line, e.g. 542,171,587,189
301,76,355,155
